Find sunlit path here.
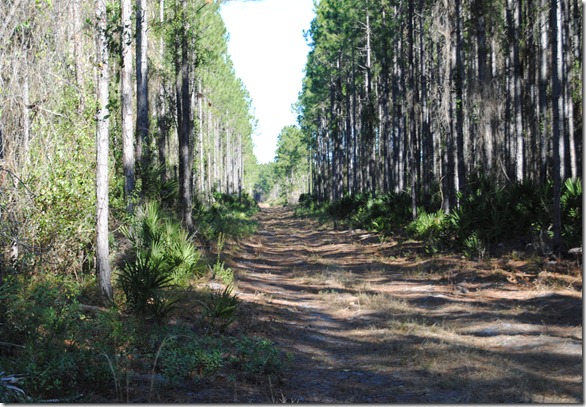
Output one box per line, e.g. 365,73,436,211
225,207,582,403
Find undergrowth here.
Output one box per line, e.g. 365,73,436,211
193,192,259,242
0,193,286,402
298,176,582,259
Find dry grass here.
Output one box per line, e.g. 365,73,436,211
227,207,582,403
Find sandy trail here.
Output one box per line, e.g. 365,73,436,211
224,206,582,403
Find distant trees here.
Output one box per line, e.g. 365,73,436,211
298,0,582,248
274,125,309,203
253,162,277,202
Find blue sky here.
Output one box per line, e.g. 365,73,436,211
220,0,315,164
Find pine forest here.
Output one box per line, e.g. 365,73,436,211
0,0,582,403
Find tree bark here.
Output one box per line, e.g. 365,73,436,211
136,0,149,189
454,0,466,196
95,0,112,303
157,0,168,187
121,0,135,212
72,0,85,112
176,1,194,231
538,0,549,184
22,56,30,166
550,0,562,254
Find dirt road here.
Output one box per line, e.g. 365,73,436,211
225,206,582,403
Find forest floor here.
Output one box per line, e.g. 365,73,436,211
212,205,582,403
150,205,582,403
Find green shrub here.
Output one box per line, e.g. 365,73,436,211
462,232,487,260
120,201,202,308
295,174,582,256
231,336,291,377
408,210,449,254
193,193,259,241
298,193,319,209
199,286,240,334
561,177,582,247
212,260,234,286
0,274,107,400
117,251,182,318
158,335,225,385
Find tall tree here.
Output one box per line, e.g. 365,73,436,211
136,0,149,189
550,0,563,254
121,0,135,212
95,0,112,302
274,125,309,203
175,0,194,231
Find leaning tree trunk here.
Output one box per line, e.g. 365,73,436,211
95,0,112,303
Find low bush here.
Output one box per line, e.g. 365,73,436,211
199,285,240,334
560,177,582,248
0,270,290,401
231,336,292,377
158,334,226,385
407,210,449,254
0,273,112,401
193,192,259,242
117,251,183,318
303,175,582,257
118,202,203,318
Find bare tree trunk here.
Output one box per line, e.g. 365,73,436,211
539,0,549,184
197,80,204,197
72,0,85,112
22,57,31,166
136,0,149,189
157,0,168,186
512,0,524,182
550,0,562,254
225,128,231,194
176,1,193,231
419,0,431,201
121,0,135,212
454,0,466,196
238,131,242,199
407,0,418,219
562,0,577,180
95,0,112,303
351,45,358,195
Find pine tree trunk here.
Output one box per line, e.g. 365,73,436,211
550,0,562,254
197,80,204,197
539,0,549,184
512,0,524,182
22,58,30,166
136,0,149,188
72,0,85,111
454,0,466,196
95,0,112,303
407,0,417,219
157,0,167,186
176,5,193,231
121,0,135,212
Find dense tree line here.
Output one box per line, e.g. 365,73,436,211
297,0,582,251
0,0,257,299
273,125,310,203
0,2,280,400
